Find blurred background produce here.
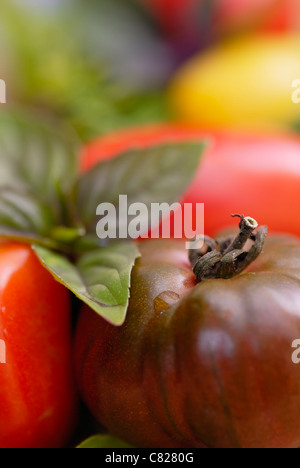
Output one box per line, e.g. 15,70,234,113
168,34,300,131
0,0,172,141
141,0,300,49
81,125,300,238
2,0,300,142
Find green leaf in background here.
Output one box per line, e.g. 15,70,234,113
0,108,79,244
0,187,56,242
77,141,207,232
33,242,140,326
77,434,134,449
0,0,170,141
0,109,78,207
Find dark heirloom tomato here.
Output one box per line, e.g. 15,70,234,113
75,231,300,449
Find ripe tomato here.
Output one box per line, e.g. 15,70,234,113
168,34,300,132
0,242,78,448
211,0,300,35
75,232,300,448
80,124,300,237
142,0,300,40
245,0,300,33
142,0,195,37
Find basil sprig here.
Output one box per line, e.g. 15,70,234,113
0,108,206,325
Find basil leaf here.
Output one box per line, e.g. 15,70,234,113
77,141,206,231
0,109,79,218
33,241,140,326
77,434,134,449
0,187,56,239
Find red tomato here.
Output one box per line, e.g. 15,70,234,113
256,0,300,32
0,242,78,448
81,124,300,238
141,0,207,61
141,0,300,44
143,0,195,37
212,0,300,34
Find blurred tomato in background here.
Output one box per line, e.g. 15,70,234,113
81,124,300,237
141,0,300,54
207,0,300,36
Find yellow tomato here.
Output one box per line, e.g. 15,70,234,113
168,34,300,131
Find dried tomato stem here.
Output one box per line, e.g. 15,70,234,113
223,214,258,254
189,214,267,282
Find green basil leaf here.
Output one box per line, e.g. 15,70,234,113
0,108,79,218
0,187,56,240
77,434,134,449
77,141,206,231
33,241,140,326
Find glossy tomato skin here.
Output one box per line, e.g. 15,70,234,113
75,236,300,448
0,242,78,448
80,124,300,237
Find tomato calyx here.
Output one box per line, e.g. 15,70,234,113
189,214,268,281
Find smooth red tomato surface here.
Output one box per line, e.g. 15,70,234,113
81,124,300,238
0,242,78,448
